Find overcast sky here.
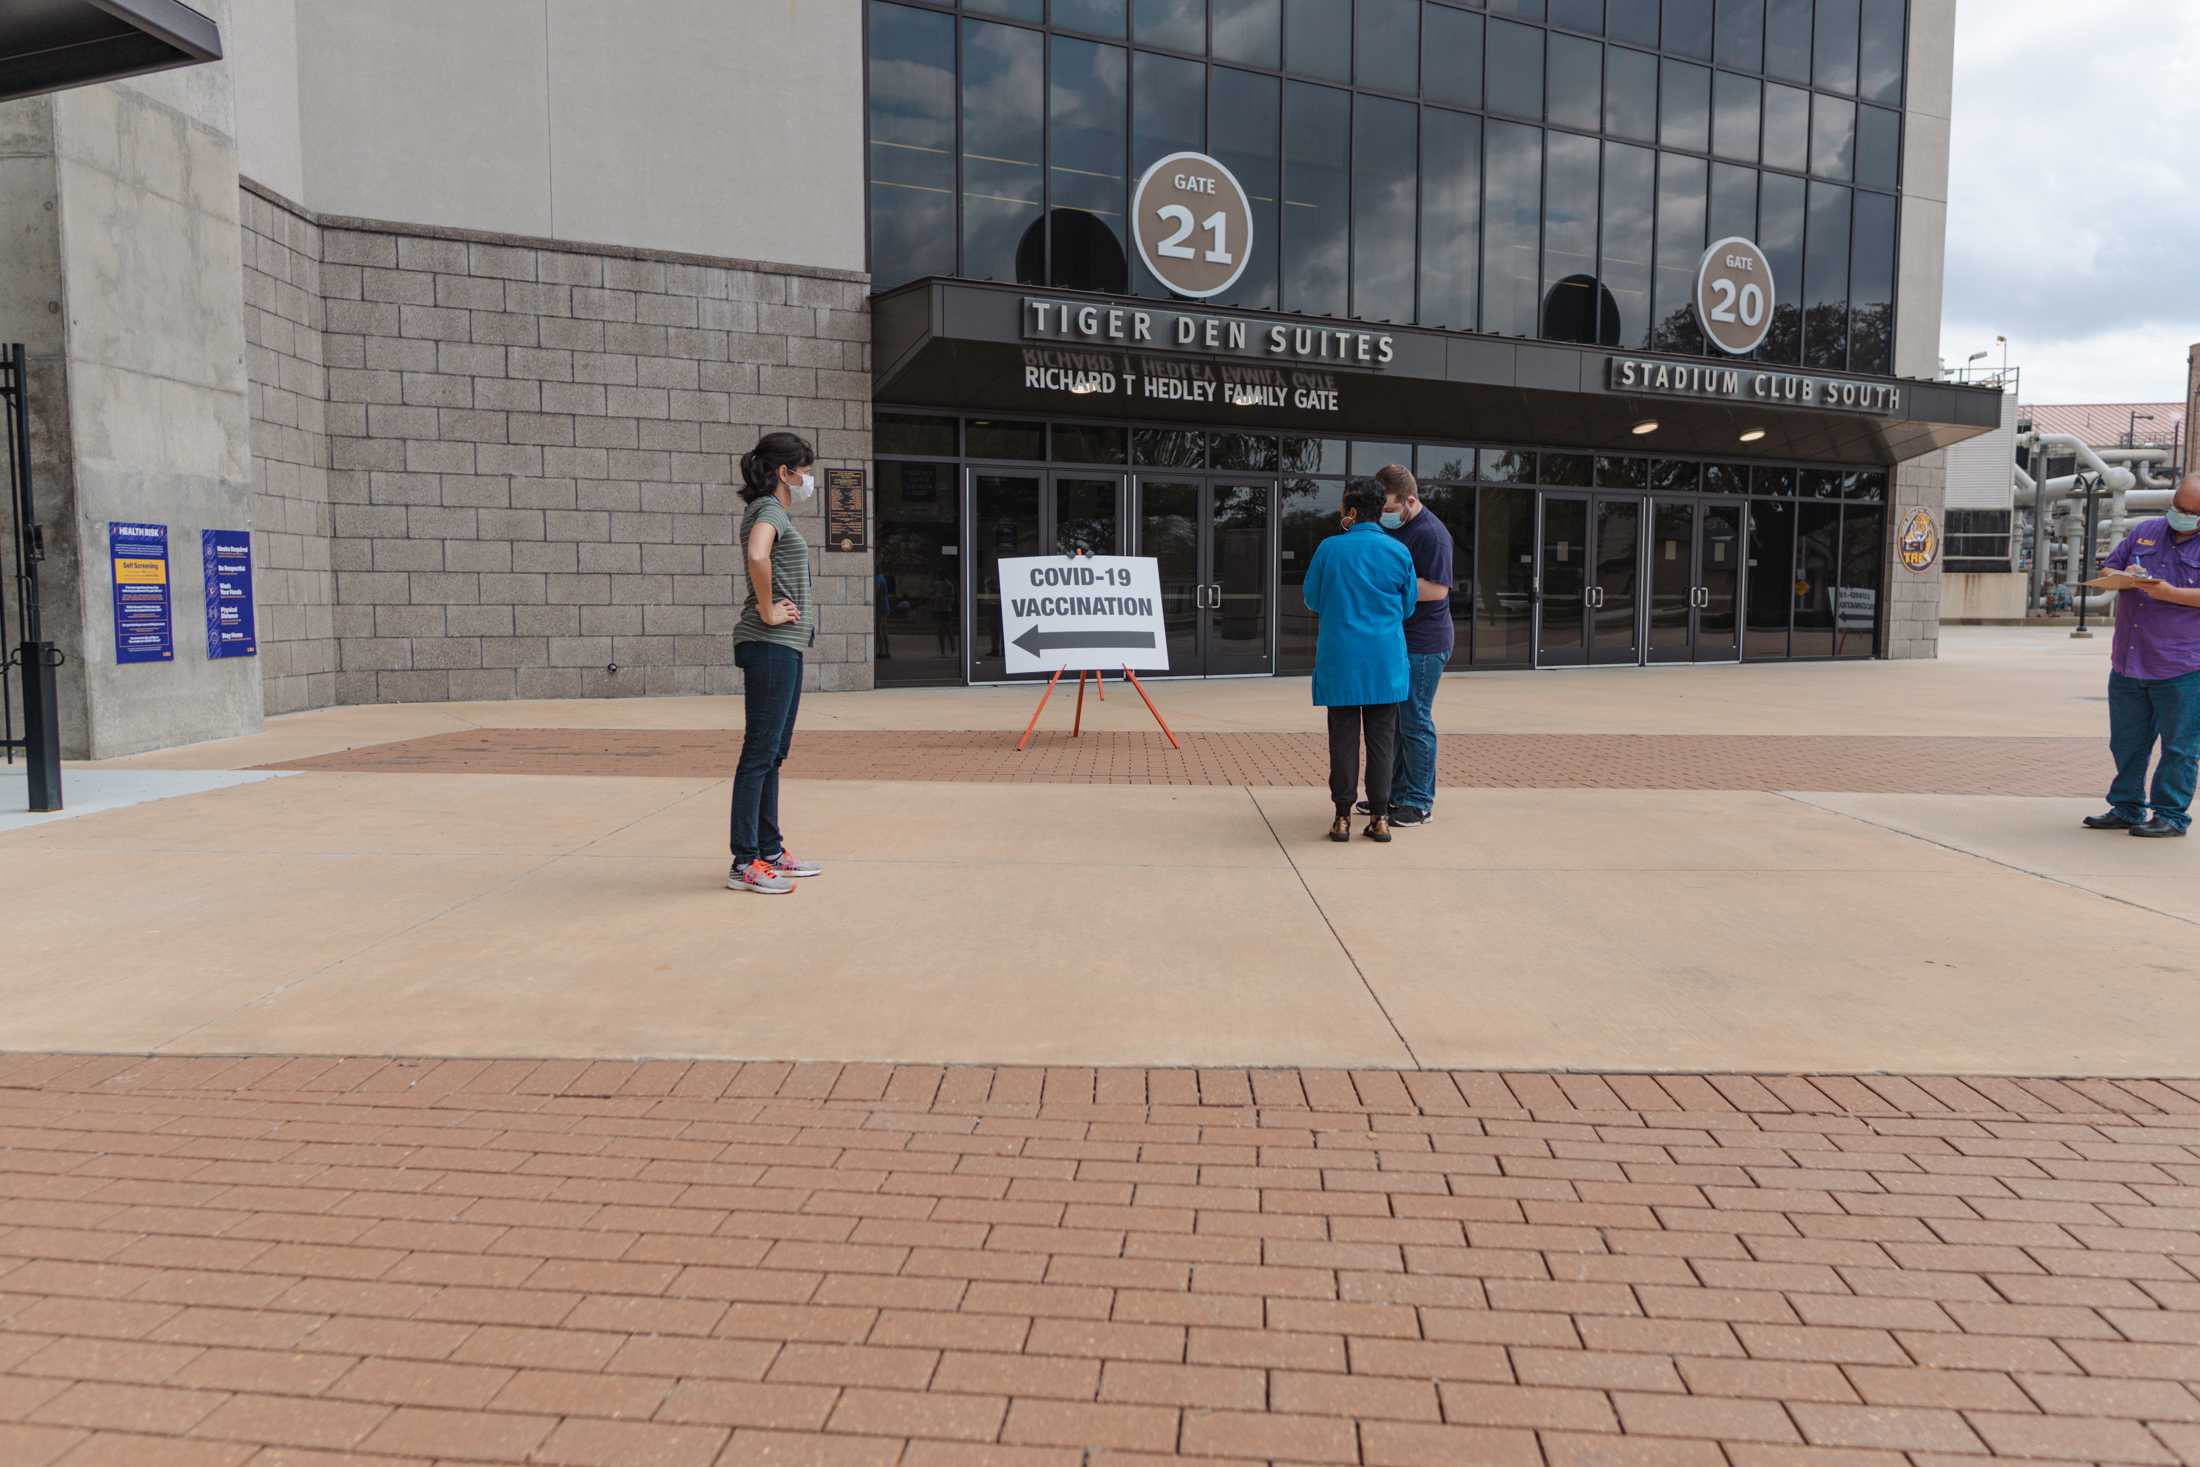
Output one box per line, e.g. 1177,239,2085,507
1941,0,2199,404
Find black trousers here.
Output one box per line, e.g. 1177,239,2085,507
1327,704,1399,817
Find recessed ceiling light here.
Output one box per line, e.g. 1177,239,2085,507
1739,428,1767,443
1631,419,1659,436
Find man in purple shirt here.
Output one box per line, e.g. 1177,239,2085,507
2086,474,2200,837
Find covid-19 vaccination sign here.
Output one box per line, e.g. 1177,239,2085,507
997,555,1170,676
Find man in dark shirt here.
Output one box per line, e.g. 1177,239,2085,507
1371,464,1455,826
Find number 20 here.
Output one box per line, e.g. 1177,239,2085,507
1156,205,1234,265
1708,277,1767,328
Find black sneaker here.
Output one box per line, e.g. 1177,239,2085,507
1389,807,1431,828
2083,812,2144,830
1355,800,1373,816
2130,817,2189,838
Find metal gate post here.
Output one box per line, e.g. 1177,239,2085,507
5,343,63,811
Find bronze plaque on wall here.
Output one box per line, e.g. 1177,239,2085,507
825,468,867,552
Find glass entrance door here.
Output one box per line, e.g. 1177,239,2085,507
1137,479,1202,677
1589,496,1643,666
1208,482,1273,676
1647,498,1696,664
1538,492,1644,667
971,469,1043,683
968,468,1126,682
1697,499,1744,662
1536,493,1590,668
1133,477,1274,677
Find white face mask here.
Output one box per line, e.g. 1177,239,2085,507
790,471,816,502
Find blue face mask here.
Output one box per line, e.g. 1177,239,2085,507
2169,508,2200,534
1379,511,1405,530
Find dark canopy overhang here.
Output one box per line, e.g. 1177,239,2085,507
874,278,2003,467
0,0,221,104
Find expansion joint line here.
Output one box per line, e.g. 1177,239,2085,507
1247,786,1421,1069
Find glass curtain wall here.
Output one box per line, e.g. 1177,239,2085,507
866,0,1908,374
877,412,1890,683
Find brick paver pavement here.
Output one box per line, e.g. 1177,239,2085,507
268,730,2111,795
0,1056,2194,1465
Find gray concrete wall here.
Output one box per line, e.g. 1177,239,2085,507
0,97,87,745
0,0,265,758
271,0,864,273
1882,0,1957,660
293,209,875,702
242,184,336,713
228,0,304,201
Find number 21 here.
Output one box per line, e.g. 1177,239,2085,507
1156,205,1234,265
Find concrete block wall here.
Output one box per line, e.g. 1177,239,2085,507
241,185,337,713
238,185,873,705
1885,451,1946,659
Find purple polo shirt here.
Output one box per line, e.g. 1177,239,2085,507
2101,517,2200,680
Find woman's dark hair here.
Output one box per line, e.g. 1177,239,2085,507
739,432,815,503
1341,485,1386,523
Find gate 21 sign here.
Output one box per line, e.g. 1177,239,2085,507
1696,236,1775,356
1133,151,1254,300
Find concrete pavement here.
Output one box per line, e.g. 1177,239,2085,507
2,627,2191,1075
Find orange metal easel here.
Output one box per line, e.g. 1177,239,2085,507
1016,665,1180,752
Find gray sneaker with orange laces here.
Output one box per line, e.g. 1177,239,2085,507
727,859,794,894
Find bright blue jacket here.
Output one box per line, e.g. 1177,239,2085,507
1302,522,1417,707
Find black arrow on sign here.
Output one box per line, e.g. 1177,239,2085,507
1013,626,1157,657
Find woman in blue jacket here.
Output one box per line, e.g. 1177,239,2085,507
1302,484,1419,842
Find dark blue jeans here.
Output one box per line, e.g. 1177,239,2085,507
1390,649,1449,814
2107,668,2200,830
730,642,803,863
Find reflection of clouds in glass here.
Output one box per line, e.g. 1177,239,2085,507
869,57,954,145
870,183,954,291
1284,83,1350,316
1211,0,1281,66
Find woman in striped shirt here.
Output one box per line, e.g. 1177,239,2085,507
727,432,822,894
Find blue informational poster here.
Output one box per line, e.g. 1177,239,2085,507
109,521,174,664
202,529,257,658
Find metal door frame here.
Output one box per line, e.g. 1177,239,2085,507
1129,474,1278,680
961,465,1129,685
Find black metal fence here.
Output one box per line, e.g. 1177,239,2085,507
2,343,63,811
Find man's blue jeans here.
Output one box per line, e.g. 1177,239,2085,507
1391,649,1449,815
2107,667,2200,830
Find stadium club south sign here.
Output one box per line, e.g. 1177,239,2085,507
1606,357,1907,415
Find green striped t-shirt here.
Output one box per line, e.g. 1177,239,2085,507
733,497,815,650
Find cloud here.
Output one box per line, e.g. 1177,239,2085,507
1941,0,2200,400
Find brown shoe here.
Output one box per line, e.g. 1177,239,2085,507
1363,815,1392,843
1329,814,1352,843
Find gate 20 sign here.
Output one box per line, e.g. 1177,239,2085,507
1133,151,1254,300
1695,236,1776,355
